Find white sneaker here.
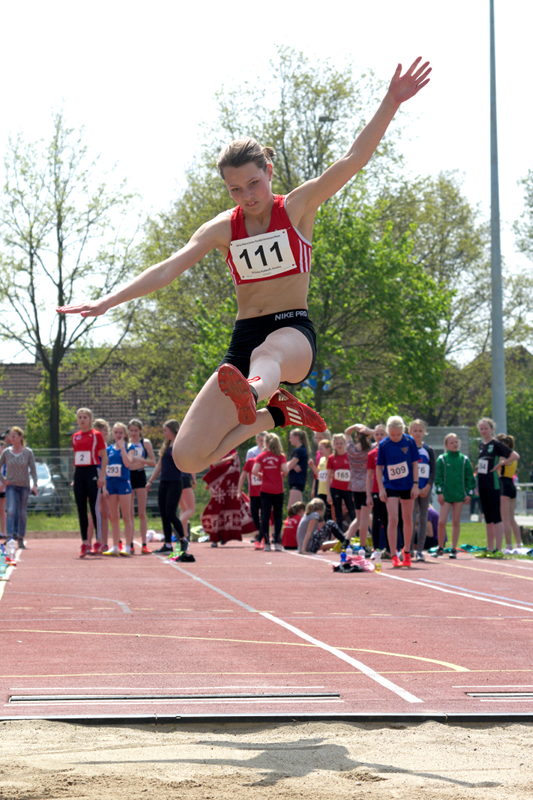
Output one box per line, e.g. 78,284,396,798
415,551,425,562
264,544,271,552
274,543,283,552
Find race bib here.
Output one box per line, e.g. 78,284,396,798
132,443,144,457
334,469,351,482
106,464,122,478
251,474,262,486
74,450,91,466
477,458,489,475
230,229,296,281
318,470,328,482
388,461,409,481
418,463,430,479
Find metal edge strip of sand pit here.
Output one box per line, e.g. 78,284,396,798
1,712,532,724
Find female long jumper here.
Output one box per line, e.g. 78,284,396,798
58,58,431,474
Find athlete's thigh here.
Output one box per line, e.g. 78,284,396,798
255,327,313,383
175,373,243,454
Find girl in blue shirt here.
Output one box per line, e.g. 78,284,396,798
376,416,419,568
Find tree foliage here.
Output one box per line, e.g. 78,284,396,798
0,114,138,447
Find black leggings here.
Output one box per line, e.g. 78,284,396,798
250,495,261,535
330,488,356,527
73,466,99,542
158,480,185,544
260,492,284,544
371,492,389,550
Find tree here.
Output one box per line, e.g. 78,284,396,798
515,169,533,260
0,114,138,447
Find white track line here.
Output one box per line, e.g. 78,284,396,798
382,572,533,613
165,559,423,704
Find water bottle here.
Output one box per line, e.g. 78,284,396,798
374,551,382,573
0,546,6,577
6,538,17,563
340,551,347,563
357,547,365,559
345,545,353,558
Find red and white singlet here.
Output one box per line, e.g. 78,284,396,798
225,195,312,286
72,429,106,467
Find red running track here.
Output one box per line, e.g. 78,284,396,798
1,538,533,719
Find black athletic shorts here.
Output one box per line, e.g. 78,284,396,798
352,491,368,509
130,469,147,490
500,476,516,499
219,309,317,385
386,488,412,500
478,487,502,524
181,473,192,490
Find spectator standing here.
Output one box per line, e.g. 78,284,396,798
376,416,419,568
326,434,356,529
408,419,436,562
0,427,38,549
71,408,108,558
496,433,523,551
238,448,264,548
102,422,136,557
434,433,476,558
128,418,156,553
366,424,389,553
0,432,8,538
344,425,372,550
253,433,288,551
147,420,186,554
245,431,267,460
476,418,519,552
286,428,309,507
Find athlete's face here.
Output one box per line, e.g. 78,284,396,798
113,426,125,442
128,425,141,442
163,425,175,441
9,429,22,446
409,424,425,445
223,162,273,214
478,421,493,441
373,427,386,443
333,438,346,454
388,426,403,442
446,435,460,451
77,412,92,431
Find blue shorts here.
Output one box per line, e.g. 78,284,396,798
106,478,132,496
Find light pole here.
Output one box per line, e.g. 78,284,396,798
490,0,507,431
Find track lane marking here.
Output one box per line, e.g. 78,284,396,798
161,559,423,703
382,572,533,613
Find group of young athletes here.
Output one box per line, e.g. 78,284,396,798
71,408,195,558
237,415,522,567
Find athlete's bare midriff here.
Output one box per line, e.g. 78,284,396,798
234,272,310,319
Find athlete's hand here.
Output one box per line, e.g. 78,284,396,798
437,493,444,506
411,485,420,499
57,297,112,317
387,57,431,105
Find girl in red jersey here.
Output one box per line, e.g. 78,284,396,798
253,432,288,551
326,434,356,529
238,449,264,548
71,408,108,558
58,60,430,472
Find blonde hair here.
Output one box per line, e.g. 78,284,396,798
94,418,110,439
305,498,325,515
332,433,346,446
408,418,427,434
9,425,25,445
444,432,460,447
319,439,332,451
266,432,283,456
112,422,128,440
478,417,495,431
76,407,93,421
386,415,405,433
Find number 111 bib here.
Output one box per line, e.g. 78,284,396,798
229,229,296,281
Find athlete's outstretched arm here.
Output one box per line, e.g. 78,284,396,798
289,57,431,215
57,216,228,317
